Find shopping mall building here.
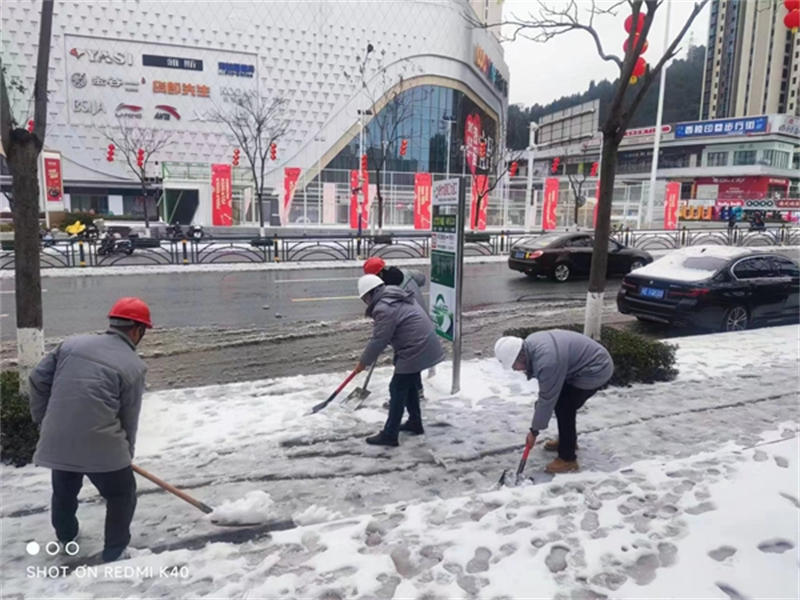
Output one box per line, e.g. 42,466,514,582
0,0,509,227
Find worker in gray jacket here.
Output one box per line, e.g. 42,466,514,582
29,297,152,562
355,274,444,447
494,329,613,473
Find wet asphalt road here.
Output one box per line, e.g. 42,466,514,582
0,263,610,341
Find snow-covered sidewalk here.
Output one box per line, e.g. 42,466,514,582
1,326,798,598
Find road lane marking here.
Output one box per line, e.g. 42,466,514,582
0,314,8,318
291,295,359,302
0,289,47,294
276,277,356,284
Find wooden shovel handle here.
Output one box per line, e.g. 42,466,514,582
132,464,214,514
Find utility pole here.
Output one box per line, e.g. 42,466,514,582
442,114,456,178
525,121,539,230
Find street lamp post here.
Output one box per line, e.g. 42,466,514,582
525,122,538,230
442,114,456,178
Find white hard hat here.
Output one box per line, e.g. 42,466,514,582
358,274,385,299
494,336,523,369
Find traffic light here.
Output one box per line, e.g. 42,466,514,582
551,157,560,174
399,139,408,156
361,153,368,172
590,161,599,177
509,161,518,177
136,148,145,168
26,120,34,133
232,148,240,166
270,142,277,161
106,143,115,162
479,140,487,158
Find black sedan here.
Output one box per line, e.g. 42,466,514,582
617,246,800,332
508,232,653,282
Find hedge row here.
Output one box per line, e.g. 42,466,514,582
1,371,39,467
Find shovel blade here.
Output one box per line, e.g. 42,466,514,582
343,387,370,404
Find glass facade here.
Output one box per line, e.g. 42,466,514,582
327,85,498,176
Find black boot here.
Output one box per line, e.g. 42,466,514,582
399,421,424,435
365,431,398,447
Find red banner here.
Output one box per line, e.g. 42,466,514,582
282,167,301,225
469,175,489,230
211,163,233,226
414,172,432,229
464,113,482,175
349,170,370,229
593,180,600,228
664,181,681,230
43,156,63,202
543,178,559,230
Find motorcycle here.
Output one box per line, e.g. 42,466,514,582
97,231,134,256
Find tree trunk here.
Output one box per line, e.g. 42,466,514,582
583,133,621,340
9,137,44,395
141,181,150,235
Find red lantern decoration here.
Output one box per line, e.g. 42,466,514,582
509,161,518,177
624,13,645,34
785,0,800,11
623,34,649,55
590,162,599,177
630,57,647,84
785,9,800,33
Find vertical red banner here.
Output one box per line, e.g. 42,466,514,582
349,169,360,229
211,163,233,226
43,156,63,202
542,177,560,231
414,172,432,229
282,167,301,225
362,169,370,228
469,175,490,230
664,181,681,230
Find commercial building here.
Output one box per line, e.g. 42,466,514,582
701,0,800,119
1,0,509,228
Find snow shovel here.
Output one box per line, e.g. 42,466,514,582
132,465,265,528
310,369,359,414
498,440,534,487
343,362,376,408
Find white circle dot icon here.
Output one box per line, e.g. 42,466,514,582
45,541,61,556
65,541,80,556
26,541,40,556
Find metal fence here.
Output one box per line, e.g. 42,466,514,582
2,225,798,269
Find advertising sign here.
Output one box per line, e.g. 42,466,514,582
211,164,233,226
430,178,461,343
464,113,481,175
675,116,768,138
282,167,301,225
414,173,432,229
42,153,63,203
322,182,337,224
542,178,560,230
663,182,681,230
469,174,489,230
349,170,369,230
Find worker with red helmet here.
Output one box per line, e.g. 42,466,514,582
363,257,426,309
28,297,152,563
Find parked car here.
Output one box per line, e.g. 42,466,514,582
617,246,800,332
508,232,652,282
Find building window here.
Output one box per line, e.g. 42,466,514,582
707,151,729,166
69,194,109,214
762,150,790,169
733,150,756,166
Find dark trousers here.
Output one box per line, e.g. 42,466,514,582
554,384,599,461
51,466,137,552
384,372,422,438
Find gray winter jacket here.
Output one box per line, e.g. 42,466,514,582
524,329,613,431
401,269,426,309
28,329,148,473
360,285,444,374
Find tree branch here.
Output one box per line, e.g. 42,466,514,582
0,60,13,157
32,0,54,147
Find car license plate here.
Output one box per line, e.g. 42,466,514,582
640,286,664,299
514,250,526,259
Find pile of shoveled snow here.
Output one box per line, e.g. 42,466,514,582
209,490,274,525
293,504,343,526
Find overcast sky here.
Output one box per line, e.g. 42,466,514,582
502,0,712,107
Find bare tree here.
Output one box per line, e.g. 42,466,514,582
0,0,54,395
565,157,596,227
471,149,525,230
469,0,709,338
100,120,173,233
210,91,288,231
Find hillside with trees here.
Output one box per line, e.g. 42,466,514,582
507,45,705,149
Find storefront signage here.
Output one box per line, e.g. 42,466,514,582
69,47,134,66
474,45,508,97
115,103,143,119
625,125,672,137
154,105,181,121
143,54,203,71
218,62,255,78
211,164,233,226
770,115,800,138
675,116,768,138
152,80,211,97
73,99,105,115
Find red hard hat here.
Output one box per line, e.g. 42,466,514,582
363,257,386,275
108,297,153,328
